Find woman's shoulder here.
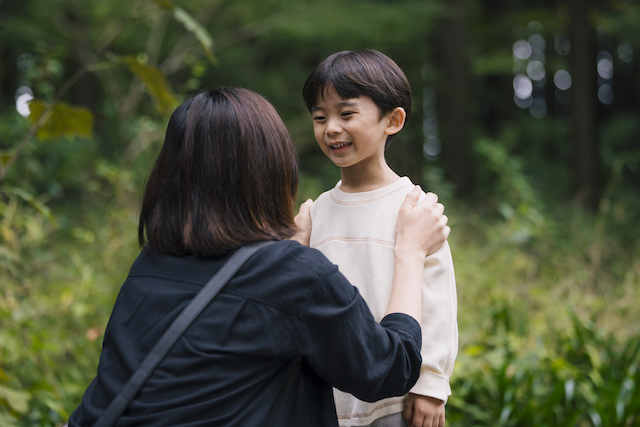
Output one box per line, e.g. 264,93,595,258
256,240,336,276
257,240,358,309
223,240,348,314
252,240,346,292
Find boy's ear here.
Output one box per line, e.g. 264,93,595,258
385,107,407,136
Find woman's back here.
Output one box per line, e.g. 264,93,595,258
69,240,422,426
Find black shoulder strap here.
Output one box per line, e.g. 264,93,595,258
94,240,276,427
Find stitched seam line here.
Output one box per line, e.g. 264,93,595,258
311,237,395,249
336,397,404,420
329,183,412,206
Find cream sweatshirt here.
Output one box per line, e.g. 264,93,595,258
309,177,458,426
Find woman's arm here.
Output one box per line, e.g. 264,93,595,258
299,263,424,402
385,186,449,321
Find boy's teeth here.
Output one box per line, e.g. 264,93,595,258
331,142,350,148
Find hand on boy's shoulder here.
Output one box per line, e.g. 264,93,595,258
291,199,313,246
397,187,450,258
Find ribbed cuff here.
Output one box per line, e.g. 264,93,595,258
410,370,452,403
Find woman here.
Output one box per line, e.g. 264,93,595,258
68,87,449,426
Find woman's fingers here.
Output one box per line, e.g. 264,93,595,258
396,188,449,258
292,199,313,246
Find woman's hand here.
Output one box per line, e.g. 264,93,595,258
395,186,449,262
291,199,313,246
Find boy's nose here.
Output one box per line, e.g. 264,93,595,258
326,118,342,135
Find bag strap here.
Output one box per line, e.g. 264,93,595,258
94,240,276,427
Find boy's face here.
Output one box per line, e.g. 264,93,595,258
311,86,391,170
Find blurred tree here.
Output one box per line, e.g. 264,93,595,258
434,0,472,196
1,0,638,205
443,0,639,207
569,0,600,209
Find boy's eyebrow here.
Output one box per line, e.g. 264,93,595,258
337,100,358,108
311,100,358,112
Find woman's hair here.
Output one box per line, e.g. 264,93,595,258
139,87,298,257
302,49,412,148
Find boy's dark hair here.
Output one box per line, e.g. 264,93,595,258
139,87,298,257
302,49,412,148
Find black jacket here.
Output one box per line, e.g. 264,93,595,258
69,240,421,426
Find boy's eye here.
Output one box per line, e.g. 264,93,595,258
341,112,354,117
313,116,326,122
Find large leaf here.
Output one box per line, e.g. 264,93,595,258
28,101,93,140
121,56,179,117
154,0,219,65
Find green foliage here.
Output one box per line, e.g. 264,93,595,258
0,181,139,426
0,0,639,425
448,305,640,426
440,128,640,425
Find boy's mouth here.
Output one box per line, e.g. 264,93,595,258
328,142,352,151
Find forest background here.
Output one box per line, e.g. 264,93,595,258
1,0,639,425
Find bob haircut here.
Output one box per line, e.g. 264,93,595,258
139,87,299,257
302,49,412,148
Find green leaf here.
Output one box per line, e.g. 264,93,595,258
173,7,219,66
152,0,218,66
121,56,179,117
28,101,93,140
588,410,603,427
0,385,30,414
616,378,635,422
153,0,173,10
0,152,11,167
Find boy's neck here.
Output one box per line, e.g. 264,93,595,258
339,160,400,193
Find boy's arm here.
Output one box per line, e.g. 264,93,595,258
413,241,458,399
404,239,458,426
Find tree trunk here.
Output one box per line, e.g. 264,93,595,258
435,0,472,196
569,0,601,209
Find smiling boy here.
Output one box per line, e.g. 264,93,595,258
303,50,458,427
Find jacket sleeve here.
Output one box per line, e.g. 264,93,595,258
296,264,422,402
410,241,458,402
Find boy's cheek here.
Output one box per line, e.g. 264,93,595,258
313,130,325,145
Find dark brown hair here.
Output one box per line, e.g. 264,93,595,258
302,49,412,148
138,87,298,257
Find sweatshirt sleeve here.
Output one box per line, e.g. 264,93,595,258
410,241,458,402
297,264,423,402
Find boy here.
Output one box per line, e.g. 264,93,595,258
302,50,458,427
